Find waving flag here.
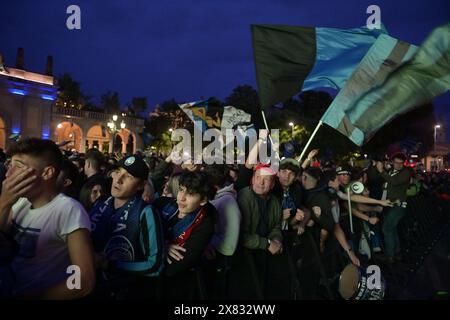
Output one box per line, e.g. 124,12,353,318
321,23,450,146
321,34,418,145
252,24,387,108
221,106,252,129
178,99,215,132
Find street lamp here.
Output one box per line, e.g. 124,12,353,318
434,124,441,171
68,132,76,150
434,124,441,146
289,122,294,139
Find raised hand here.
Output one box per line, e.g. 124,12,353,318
0,166,37,207
307,149,319,160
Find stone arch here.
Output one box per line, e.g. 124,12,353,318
131,131,138,153
114,134,123,154
126,133,135,154
115,128,136,155
86,124,110,152
54,121,84,152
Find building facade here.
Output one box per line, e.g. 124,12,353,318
0,56,144,154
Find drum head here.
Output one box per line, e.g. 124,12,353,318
339,264,359,299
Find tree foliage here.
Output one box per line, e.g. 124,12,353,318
56,73,85,109
100,91,121,115
131,97,148,115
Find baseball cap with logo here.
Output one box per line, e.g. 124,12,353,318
118,156,149,180
280,158,301,174
336,165,352,176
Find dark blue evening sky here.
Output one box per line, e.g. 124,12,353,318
1,0,449,126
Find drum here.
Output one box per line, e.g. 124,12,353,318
339,264,385,300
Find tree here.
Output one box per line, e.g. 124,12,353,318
282,98,302,112
298,90,333,120
131,97,148,115
262,90,357,160
82,94,103,112
225,85,264,129
144,99,193,138
149,131,173,154
362,103,436,157
56,73,84,109
159,98,179,112
225,85,259,112
145,109,172,137
101,91,121,115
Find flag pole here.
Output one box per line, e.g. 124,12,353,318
347,189,354,234
261,110,280,162
298,120,323,163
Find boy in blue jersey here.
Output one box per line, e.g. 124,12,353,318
90,155,164,299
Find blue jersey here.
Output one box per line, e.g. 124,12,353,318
90,196,164,277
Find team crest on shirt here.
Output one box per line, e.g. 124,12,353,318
104,235,134,262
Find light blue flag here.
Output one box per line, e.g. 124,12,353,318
321,34,418,145
252,24,388,108
303,25,388,91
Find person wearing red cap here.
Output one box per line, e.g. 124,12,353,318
236,163,289,299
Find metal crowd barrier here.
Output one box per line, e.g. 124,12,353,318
227,191,450,300
89,190,450,300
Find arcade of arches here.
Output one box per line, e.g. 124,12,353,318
55,121,136,154
0,63,143,155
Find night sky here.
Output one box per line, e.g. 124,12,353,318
1,0,449,130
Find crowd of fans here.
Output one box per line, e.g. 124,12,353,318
0,137,449,300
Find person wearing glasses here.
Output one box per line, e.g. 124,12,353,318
375,152,411,264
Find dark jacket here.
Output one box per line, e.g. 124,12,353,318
304,187,335,233
237,186,282,250
153,197,216,277
150,160,174,195
82,173,112,198
380,167,411,202
366,164,385,200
